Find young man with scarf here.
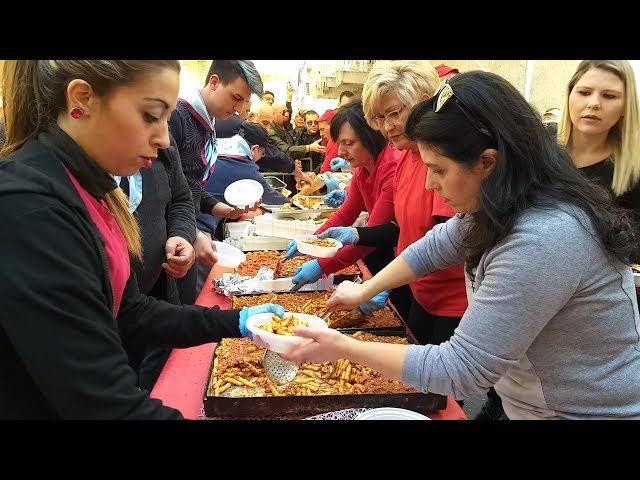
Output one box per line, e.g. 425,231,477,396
169,60,264,303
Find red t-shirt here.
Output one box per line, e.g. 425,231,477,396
394,149,467,317
316,145,401,274
65,169,130,318
319,138,340,173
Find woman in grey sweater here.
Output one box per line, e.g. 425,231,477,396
281,72,640,419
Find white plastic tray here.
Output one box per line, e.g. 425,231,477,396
241,235,290,252
212,241,246,268
295,234,342,258
223,221,254,239
246,312,328,354
253,214,321,240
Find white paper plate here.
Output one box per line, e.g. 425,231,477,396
212,241,246,268
246,312,328,354
354,408,431,420
224,179,264,209
295,234,342,258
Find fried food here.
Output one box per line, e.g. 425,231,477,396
235,251,282,277
231,292,402,329
209,335,413,398
257,314,309,336
302,239,336,248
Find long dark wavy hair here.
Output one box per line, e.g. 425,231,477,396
404,71,637,277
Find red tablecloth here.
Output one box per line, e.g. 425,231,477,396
150,262,467,420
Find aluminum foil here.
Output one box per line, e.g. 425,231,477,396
212,266,275,296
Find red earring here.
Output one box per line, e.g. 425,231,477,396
70,107,83,119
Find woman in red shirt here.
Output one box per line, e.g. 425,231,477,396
318,61,468,346
286,99,411,317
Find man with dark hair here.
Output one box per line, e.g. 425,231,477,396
262,90,275,105
296,110,323,170
339,90,354,107
169,59,264,304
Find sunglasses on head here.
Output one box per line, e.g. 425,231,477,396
433,81,494,140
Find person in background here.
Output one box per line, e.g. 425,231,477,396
197,121,289,237
296,110,323,171
268,103,325,162
223,103,311,189
262,90,275,105
0,59,282,418
435,64,459,79
318,109,340,173
339,90,355,107
293,108,307,140
169,59,264,304
281,71,640,420
284,81,295,132
559,60,640,233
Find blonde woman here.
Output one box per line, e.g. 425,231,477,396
559,60,640,219
317,61,468,344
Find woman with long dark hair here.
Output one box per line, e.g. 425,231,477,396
281,71,640,419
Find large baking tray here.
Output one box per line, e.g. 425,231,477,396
203,330,446,418
229,291,407,333
334,299,408,335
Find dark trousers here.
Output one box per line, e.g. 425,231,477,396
362,246,412,321
177,265,198,306
406,299,461,345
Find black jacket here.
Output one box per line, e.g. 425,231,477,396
129,135,196,296
168,102,222,217
0,125,241,419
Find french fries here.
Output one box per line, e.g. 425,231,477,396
302,239,335,248
257,314,308,336
210,337,414,398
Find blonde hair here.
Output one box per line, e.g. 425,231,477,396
558,60,640,196
1,60,180,260
362,60,440,127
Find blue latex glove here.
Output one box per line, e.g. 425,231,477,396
284,240,301,260
292,259,323,287
317,227,359,246
322,173,340,192
239,303,285,339
358,291,390,315
323,189,346,208
330,157,349,172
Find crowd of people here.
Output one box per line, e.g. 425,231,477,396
1,59,639,419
